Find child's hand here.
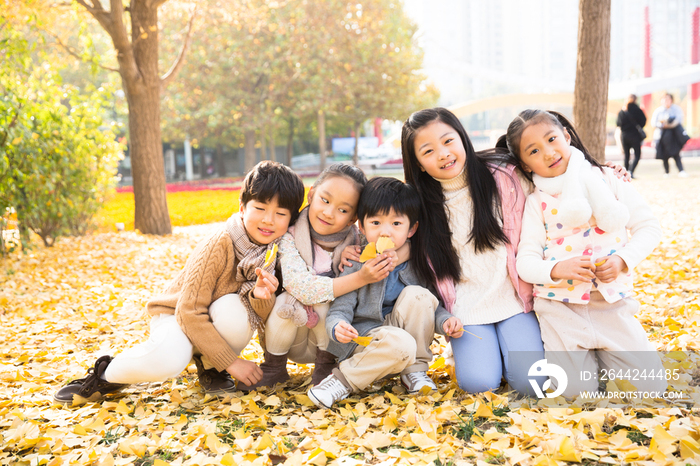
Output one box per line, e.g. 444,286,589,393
605,162,631,182
253,268,278,300
358,254,393,284
443,316,464,338
339,245,362,272
334,320,359,344
594,255,627,283
226,358,263,387
550,256,596,282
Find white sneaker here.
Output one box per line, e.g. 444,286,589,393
679,171,689,178
307,374,351,408
401,371,437,394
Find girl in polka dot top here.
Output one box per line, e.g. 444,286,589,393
508,109,665,398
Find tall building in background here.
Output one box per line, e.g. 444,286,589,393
404,0,700,107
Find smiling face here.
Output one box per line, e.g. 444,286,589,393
412,121,466,180
239,196,292,245
306,176,361,236
518,122,572,178
359,208,417,251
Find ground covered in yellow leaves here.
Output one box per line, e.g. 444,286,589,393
1,168,700,466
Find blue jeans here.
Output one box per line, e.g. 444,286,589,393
451,311,544,396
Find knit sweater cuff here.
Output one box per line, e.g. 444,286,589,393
209,346,240,373
249,293,275,321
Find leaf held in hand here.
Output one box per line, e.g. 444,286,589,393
352,336,372,346
359,242,377,262
376,236,395,253
263,243,278,268
594,258,607,266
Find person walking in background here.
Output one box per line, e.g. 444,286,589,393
616,94,647,178
652,93,689,178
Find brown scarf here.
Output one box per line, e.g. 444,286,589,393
225,213,279,334
294,206,359,276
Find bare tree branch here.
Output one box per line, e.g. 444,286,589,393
149,0,172,9
47,31,120,73
160,7,197,89
74,0,113,32
73,0,142,86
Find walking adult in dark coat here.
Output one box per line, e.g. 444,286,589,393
616,94,647,178
652,93,689,177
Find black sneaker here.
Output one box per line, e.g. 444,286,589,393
193,355,238,395
54,356,128,405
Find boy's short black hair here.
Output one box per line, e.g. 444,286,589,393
240,161,305,224
357,177,420,227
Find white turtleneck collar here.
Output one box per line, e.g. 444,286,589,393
433,166,467,192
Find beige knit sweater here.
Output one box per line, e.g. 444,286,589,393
147,229,274,372
439,175,523,325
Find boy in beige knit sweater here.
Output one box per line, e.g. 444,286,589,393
54,161,305,404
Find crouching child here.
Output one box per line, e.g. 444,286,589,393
308,177,463,408
54,161,305,404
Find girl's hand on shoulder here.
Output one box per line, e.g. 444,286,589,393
359,254,392,284
253,268,278,300
226,358,263,386
339,245,362,272
550,256,596,282
594,255,627,283
443,316,464,338
605,162,632,182
383,249,399,272
334,320,359,344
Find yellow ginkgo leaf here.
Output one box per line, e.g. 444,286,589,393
376,236,395,253
594,259,607,266
263,243,278,268
429,356,446,370
352,336,373,346
359,242,377,262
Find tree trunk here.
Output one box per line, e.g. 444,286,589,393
126,2,171,234
573,0,611,163
318,109,327,171
216,144,226,177
286,118,295,167
353,121,360,166
260,125,267,161
198,146,206,178
244,129,256,173
269,134,276,162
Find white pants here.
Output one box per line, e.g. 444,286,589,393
104,294,254,384
264,292,330,364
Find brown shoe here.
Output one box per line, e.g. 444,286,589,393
237,350,290,391
54,356,127,405
311,349,338,386
193,355,237,395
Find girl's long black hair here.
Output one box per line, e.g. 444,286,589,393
401,107,513,285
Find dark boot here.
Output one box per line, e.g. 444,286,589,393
236,350,290,392
193,355,237,395
54,356,128,405
311,349,338,386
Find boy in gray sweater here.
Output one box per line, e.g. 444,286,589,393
308,177,463,408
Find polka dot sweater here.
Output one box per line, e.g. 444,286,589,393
516,167,661,304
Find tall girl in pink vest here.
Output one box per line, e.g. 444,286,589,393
508,109,665,398
401,107,547,395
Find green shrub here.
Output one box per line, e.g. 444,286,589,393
1,19,122,250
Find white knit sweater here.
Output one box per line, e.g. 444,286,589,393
439,174,524,325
